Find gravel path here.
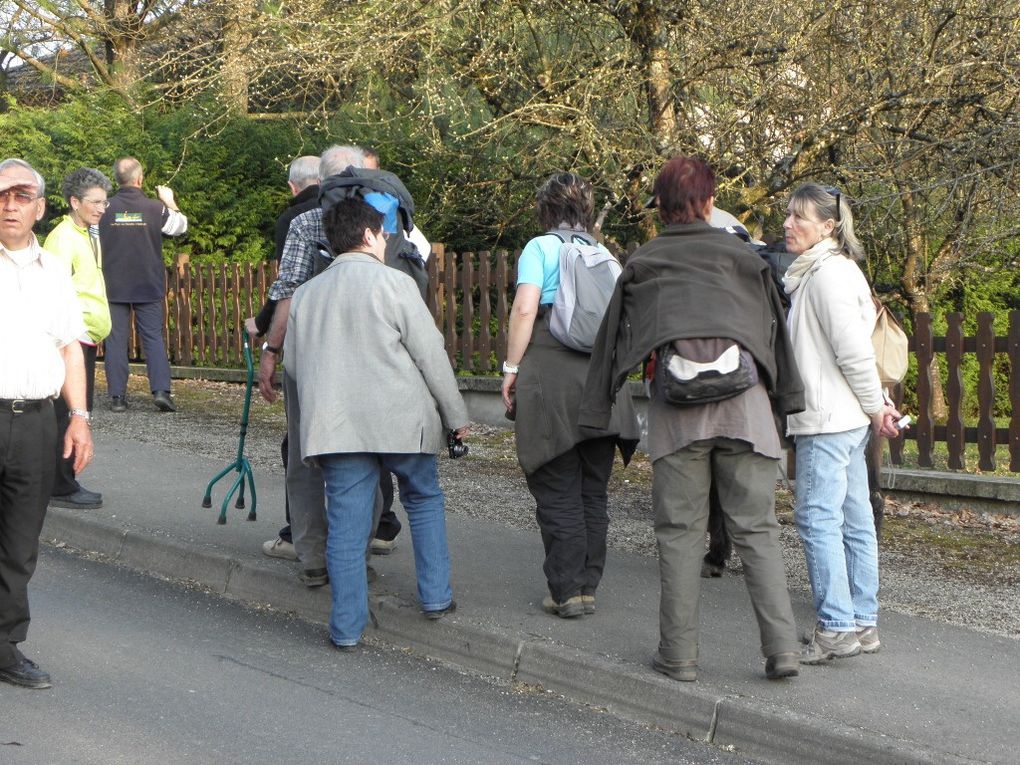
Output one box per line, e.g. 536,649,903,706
96,375,1020,640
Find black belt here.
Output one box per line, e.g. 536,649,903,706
0,398,51,414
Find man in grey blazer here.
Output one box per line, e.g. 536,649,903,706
285,198,469,650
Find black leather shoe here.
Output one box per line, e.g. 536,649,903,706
153,391,176,412
0,658,52,689
110,396,127,413
50,488,103,509
765,652,800,680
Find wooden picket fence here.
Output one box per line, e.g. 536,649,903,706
164,260,277,367
889,312,1020,473
121,250,1019,473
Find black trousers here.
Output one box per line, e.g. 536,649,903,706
525,436,615,603
279,432,292,542
0,402,57,668
52,343,97,497
375,471,402,542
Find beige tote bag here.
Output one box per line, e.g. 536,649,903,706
871,297,909,386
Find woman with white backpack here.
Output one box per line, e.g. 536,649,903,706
501,172,639,620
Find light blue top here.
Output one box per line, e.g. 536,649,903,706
516,229,604,304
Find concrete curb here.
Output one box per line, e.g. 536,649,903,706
41,508,984,765
880,468,1020,517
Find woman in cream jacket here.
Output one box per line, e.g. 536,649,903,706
782,184,900,664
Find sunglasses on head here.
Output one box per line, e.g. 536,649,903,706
823,186,841,223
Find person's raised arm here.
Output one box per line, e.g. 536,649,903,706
156,185,188,236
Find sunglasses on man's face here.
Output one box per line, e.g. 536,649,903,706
0,187,39,207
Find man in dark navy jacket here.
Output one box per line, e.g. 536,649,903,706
99,157,188,413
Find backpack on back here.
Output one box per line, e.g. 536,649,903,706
314,168,429,299
547,230,622,353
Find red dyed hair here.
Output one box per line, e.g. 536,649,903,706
652,156,715,225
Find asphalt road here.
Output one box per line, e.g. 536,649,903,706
0,547,758,765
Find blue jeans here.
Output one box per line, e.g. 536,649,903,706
794,426,879,631
319,453,453,646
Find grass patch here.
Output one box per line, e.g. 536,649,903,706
881,513,1020,584
116,371,286,430
893,436,1016,476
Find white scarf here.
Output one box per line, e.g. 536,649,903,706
782,237,840,295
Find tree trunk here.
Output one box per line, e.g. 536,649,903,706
104,0,142,98
0,51,10,100
614,2,682,152
638,4,679,151
220,0,255,114
644,36,676,150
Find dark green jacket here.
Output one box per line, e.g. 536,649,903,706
579,221,804,429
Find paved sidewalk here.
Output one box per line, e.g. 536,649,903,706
40,433,1017,765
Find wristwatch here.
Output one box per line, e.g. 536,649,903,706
262,342,282,356
69,408,92,423
502,361,520,374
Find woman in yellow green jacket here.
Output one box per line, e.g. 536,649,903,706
43,168,113,509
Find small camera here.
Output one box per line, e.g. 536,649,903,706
895,414,912,431
447,430,469,459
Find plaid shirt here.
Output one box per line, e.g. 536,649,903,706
269,205,432,300
268,207,324,301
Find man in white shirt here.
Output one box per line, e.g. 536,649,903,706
0,158,94,689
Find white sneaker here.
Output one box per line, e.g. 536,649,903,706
262,537,298,560
856,626,881,653
800,625,862,664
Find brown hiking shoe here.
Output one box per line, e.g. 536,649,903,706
541,595,585,619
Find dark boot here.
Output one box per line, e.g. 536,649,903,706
702,482,731,577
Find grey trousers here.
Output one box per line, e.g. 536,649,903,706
283,371,380,572
653,437,799,662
